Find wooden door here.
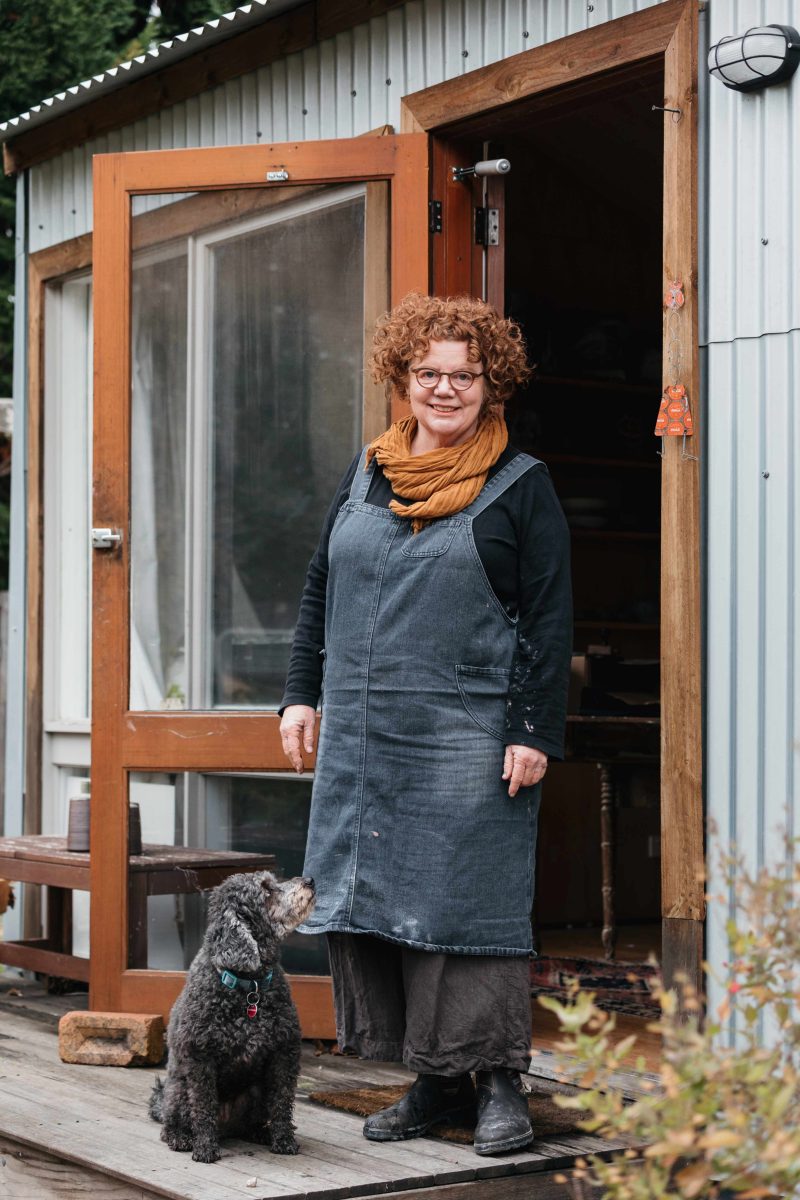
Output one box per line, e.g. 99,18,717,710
90,136,428,1031
421,0,703,991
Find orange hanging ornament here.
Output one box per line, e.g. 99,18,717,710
655,382,693,437
664,279,685,310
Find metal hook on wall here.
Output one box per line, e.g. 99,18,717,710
651,104,683,123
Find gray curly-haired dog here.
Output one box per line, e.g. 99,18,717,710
149,870,315,1164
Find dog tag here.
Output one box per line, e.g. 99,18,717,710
247,1003,258,1019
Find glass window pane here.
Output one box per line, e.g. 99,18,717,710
128,186,365,710
207,193,364,707
128,772,324,975
129,247,189,710
44,277,93,721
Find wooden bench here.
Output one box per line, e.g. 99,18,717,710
0,836,276,982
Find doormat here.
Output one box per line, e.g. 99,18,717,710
531,955,660,1019
308,1084,590,1145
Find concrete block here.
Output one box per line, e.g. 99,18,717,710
58,1010,164,1067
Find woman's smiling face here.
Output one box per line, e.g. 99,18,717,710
408,339,486,453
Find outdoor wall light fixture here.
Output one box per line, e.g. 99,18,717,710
707,25,800,91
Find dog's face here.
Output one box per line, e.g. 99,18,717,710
205,871,315,977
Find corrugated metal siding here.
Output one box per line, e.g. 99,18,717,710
704,0,800,1016
28,0,667,251
705,2,800,343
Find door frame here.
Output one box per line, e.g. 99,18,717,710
91,134,428,1027
401,0,704,990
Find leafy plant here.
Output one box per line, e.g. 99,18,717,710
541,845,800,1199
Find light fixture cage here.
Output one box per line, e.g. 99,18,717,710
707,24,800,92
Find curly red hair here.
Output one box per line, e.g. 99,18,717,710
369,293,532,411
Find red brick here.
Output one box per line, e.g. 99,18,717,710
58,1011,164,1067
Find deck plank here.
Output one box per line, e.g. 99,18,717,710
0,1134,169,1200
0,998,629,1200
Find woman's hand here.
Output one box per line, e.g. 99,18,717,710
502,744,548,797
280,705,318,774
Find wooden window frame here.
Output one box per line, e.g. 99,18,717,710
400,0,704,990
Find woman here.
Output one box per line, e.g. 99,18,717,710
280,294,572,1156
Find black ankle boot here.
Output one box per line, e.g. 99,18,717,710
473,1069,533,1155
363,1073,477,1142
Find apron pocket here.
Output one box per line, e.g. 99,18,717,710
455,665,510,741
401,520,459,558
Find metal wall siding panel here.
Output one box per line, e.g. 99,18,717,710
465,1,485,70
366,18,389,129
384,5,404,121
761,338,795,867
705,333,800,1026
502,0,524,59
299,49,320,141
271,57,290,142
74,146,88,236
703,0,800,1026
28,0,668,247
705,344,736,844
422,0,444,87
706,0,800,342
47,157,61,248
352,22,371,132
481,0,503,67
735,340,765,863
4,172,30,863
185,94,201,148
336,31,356,139
444,0,466,83
318,37,338,140
240,71,259,145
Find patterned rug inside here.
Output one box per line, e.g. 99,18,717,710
531,954,660,1018
308,1084,594,1145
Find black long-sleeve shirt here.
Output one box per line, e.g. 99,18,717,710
280,446,573,758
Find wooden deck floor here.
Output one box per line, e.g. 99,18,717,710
0,979,630,1200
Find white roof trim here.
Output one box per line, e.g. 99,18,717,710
0,0,306,141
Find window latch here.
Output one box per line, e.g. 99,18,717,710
91,527,123,551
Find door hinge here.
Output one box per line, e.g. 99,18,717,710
474,207,499,246
429,200,442,234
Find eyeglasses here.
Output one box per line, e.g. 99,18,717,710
410,367,484,391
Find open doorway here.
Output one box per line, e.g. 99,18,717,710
439,60,666,1028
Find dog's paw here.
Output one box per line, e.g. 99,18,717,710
191,1144,221,1164
269,1132,299,1156
161,1129,193,1153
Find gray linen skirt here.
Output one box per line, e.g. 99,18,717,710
327,933,532,1076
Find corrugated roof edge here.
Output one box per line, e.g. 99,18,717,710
0,0,306,142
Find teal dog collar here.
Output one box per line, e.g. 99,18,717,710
219,968,274,1019
219,968,274,993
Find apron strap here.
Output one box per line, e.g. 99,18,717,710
348,446,375,503
462,452,542,519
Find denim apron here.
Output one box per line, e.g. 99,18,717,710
300,448,543,956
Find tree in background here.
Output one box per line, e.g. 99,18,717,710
0,0,229,587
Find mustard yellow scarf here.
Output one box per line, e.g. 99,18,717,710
366,412,508,533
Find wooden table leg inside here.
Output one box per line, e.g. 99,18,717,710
45,885,73,958
597,763,617,961
127,873,149,969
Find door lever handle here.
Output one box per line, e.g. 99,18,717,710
91,527,123,550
